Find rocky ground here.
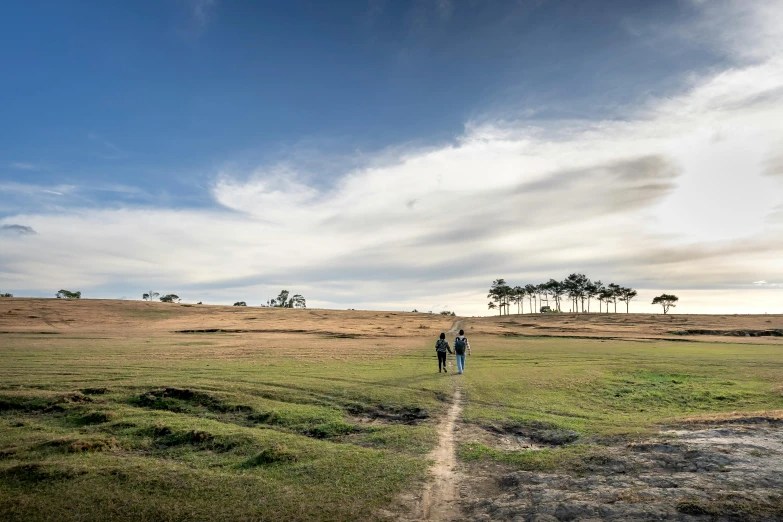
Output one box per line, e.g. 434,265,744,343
461,419,783,521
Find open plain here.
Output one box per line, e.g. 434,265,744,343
1,299,782,521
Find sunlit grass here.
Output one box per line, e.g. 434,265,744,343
459,335,783,437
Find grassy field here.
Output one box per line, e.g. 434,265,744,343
1,299,782,521
455,335,783,473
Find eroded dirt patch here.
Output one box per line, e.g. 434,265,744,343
462,421,783,521
346,403,429,425
672,329,783,337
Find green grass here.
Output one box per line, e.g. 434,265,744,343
0,332,452,521
459,335,783,438
2,328,783,520
458,441,612,473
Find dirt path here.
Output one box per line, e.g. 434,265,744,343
419,319,466,520
421,388,463,521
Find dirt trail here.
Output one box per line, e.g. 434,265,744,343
421,388,463,521
420,319,465,520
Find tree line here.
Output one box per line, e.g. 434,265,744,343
487,276,638,314
488,277,680,314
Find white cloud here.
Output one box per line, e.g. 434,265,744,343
1,1,783,314
187,0,217,27
9,162,37,171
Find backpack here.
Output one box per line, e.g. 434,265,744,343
454,337,466,355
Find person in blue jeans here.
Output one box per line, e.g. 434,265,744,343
453,329,470,374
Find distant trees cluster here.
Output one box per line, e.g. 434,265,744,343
266,290,306,309
56,289,81,299
142,291,180,303
439,311,457,316
487,276,638,314
488,278,682,315
138,289,306,308
0,292,13,298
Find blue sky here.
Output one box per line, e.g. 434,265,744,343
2,0,782,313
1,0,719,197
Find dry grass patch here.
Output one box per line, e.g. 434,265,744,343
673,409,783,424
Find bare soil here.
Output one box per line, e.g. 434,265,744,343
419,388,463,521
460,414,783,521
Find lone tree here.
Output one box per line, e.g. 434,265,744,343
56,289,81,299
233,301,247,306
159,294,180,303
618,287,638,313
142,291,159,301
652,294,679,314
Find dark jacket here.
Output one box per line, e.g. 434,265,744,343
435,339,452,354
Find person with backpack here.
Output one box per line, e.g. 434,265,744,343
435,332,452,373
454,329,470,374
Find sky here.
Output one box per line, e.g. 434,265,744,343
1,0,782,315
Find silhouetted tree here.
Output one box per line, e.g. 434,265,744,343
585,279,600,312
652,294,678,314
563,273,588,312
269,290,306,308
512,286,525,314
488,279,510,316
143,291,159,301
525,285,537,314
56,289,81,299
607,283,622,313
592,281,605,313
0,293,12,298
618,288,638,313
234,301,247,306
537,283,550,312
545,279,565,312
160,294,180,303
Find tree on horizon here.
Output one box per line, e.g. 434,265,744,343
619,288,639,313
652,294,679,314
268,290,306,308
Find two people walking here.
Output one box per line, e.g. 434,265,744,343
435,329,470,374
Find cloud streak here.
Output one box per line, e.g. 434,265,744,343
9,162,38,171
1,224,37,235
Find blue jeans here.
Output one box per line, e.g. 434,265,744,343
456,354,465,373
